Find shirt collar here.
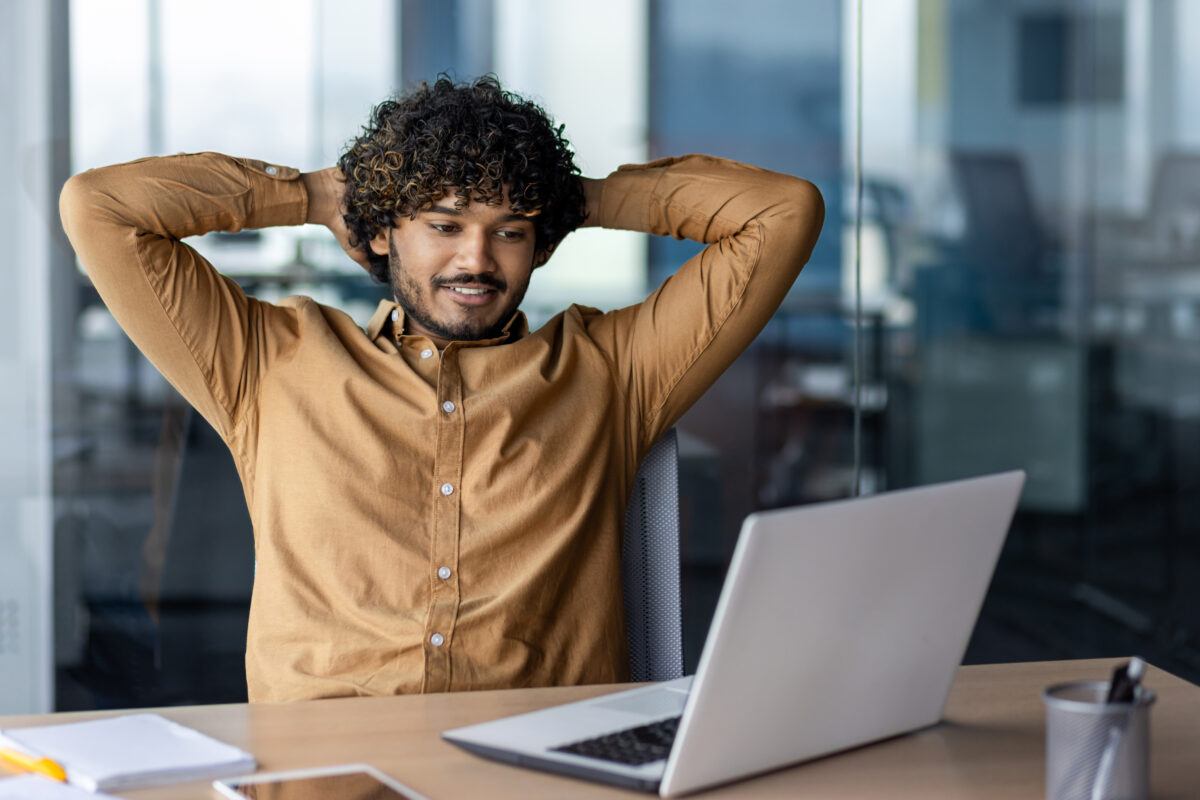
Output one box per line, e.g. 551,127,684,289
366,300,528,347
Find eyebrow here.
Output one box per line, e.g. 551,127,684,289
425,204,532,223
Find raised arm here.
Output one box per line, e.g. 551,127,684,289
586,154,825,448
59,153,308,437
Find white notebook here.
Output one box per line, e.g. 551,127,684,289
0,713,256,792
0,774,121,799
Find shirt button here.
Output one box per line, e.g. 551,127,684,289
264,165,278,175
442,400,456,413
437,566,452,580
391,309,399,322
421,349,434,359
440,483,454,496
430,633,445,647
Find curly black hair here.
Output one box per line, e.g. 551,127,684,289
338,75,588,284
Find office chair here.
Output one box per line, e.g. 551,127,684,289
1145,152,1200,253
622,429,685,683
915,151,1061,337
153,408,255,704
952,151,1048,272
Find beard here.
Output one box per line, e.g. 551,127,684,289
389,235,529,342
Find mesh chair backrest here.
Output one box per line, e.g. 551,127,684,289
951,151,1044,269
622,429,684,682
1149,153,1200,218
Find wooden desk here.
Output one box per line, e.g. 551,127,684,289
2,658,1198,798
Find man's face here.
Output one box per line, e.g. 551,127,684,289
370,193,537,349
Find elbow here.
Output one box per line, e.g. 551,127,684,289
795,178,826,238
782,178,825,266
59,169,121,280
58,170,100,240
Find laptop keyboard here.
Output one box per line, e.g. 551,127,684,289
552,715,681,766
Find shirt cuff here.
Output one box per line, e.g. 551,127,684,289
233,156,308,229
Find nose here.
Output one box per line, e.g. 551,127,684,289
454,228,495,274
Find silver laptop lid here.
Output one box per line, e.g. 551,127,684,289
661,470,1025,796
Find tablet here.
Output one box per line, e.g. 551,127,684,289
212,763,430,800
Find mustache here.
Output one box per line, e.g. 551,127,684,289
432,273,507,292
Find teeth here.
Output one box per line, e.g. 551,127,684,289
450,287,489,295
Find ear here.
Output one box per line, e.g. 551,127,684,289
369,228,391,257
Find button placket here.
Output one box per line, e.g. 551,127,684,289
424,347,465,691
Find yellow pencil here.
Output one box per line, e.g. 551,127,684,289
0,746,67,782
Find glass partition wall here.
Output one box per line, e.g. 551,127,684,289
863,0,1200,679
41,0,1200,711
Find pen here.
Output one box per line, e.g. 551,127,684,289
1091,657,1147,800
1105,656,1146,704
0,746,67,782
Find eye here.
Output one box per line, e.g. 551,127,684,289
496,229,528,242
429,222,459,234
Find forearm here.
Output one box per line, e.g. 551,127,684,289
578,176,605,228
300,167,341,227
60,153,306,249
589,154,823,253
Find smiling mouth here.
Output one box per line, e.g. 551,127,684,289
441,284,500,307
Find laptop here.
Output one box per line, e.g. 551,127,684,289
443,471,1026,797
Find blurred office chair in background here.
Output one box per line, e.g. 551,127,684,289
912,151,1062,339
623,429,685,683
952,151,1049,272
944,150,1062,336
910,151,1082,512
1145,152,1200,255
1089,151,1200,305
152,407,255,704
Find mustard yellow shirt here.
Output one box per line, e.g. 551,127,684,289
59,152,824,702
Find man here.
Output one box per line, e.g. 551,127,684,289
60,76,824,703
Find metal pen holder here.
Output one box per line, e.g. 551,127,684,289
1043,680,1156,800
